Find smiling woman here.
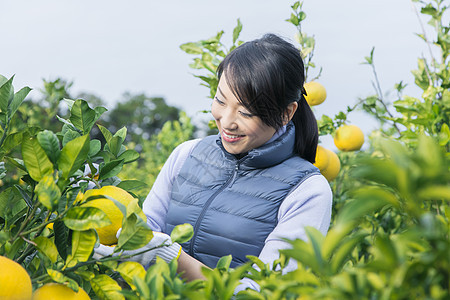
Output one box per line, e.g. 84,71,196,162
212,75,277,155
93,33,333,293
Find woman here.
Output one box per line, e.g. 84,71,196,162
97,33,332,291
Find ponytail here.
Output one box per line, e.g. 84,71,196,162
292,95,318,163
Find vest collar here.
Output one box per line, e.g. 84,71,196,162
216,122,296,169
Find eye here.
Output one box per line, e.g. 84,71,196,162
214,97,225,105
239,111,254,118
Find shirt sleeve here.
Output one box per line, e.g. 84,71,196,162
142,139,200,232
235,173,333,293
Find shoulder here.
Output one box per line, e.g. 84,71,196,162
168,138,201,163
280,173,332,218
287,173,332,203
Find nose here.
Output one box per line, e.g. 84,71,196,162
219,108,238,131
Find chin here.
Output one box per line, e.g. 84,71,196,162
222,144,243,155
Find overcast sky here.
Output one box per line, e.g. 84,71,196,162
0,0,440,148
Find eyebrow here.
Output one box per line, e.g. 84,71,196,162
217,86,245,107
217,86,227,100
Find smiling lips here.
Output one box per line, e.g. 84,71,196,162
221,130,244,143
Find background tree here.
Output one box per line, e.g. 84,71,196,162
100,93,182,148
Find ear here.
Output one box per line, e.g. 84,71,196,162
283,102,298,125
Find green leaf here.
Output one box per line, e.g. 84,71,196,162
9,86,31,118
37,130,61,164
232,19,243,44
421,4,438,17
117,213,153,251
118,149,139,164
69,99,97,134
34,236,58,263
98,159,124,180
298,11,306,22
94,106,107,119
2,131,24,155
367,234,399,270
47,269,79,292
0,76,13,113
170,223,194,244
417,185,450,201
0,187,27,220
22,135,53,182
63,207,111,231
91,274,124,300
116,261,146,289
62,128,82,147
245,255,266,271
216,255,232,271
65,229,97,268
322,222,355,260
305,227,326,273
351,157,401,191
180,42,203,54
58,116,81,134
117,180,148,191
74,270,95,281
109,136,124,157
64,98,75,110
58,134,90,180
330,233,367,274
97,124,113,145
35,175,61,210
54,220,69,260
14,184,32,208
337,188,395,224
88,139,102,157
281,239,319,273
289,13,299,26
133,276,150,299
114,126,127,141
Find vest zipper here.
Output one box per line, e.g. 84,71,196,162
189,161,240,257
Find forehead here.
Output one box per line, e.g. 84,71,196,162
217,75,246,107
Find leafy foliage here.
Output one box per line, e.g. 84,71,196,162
0,0,448,299
0,81,192,298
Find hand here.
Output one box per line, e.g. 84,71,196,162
93,231,181,268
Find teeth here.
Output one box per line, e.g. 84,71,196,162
223,131,241,139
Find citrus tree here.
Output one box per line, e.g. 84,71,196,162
0,76,193,298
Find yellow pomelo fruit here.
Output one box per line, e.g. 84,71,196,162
334,124,365,151
313,145,330,171
32,283,90,300
304,81,327,106
321,149,341,181
0,255,32,300
81,186,147,245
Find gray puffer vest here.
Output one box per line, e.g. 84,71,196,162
165,123,319,268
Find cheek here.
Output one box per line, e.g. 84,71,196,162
211,102,220,120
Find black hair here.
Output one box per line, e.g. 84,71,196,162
216,33,318,163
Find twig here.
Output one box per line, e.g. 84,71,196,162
369,63,402,135
410,0,437,67
21,236,37,246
